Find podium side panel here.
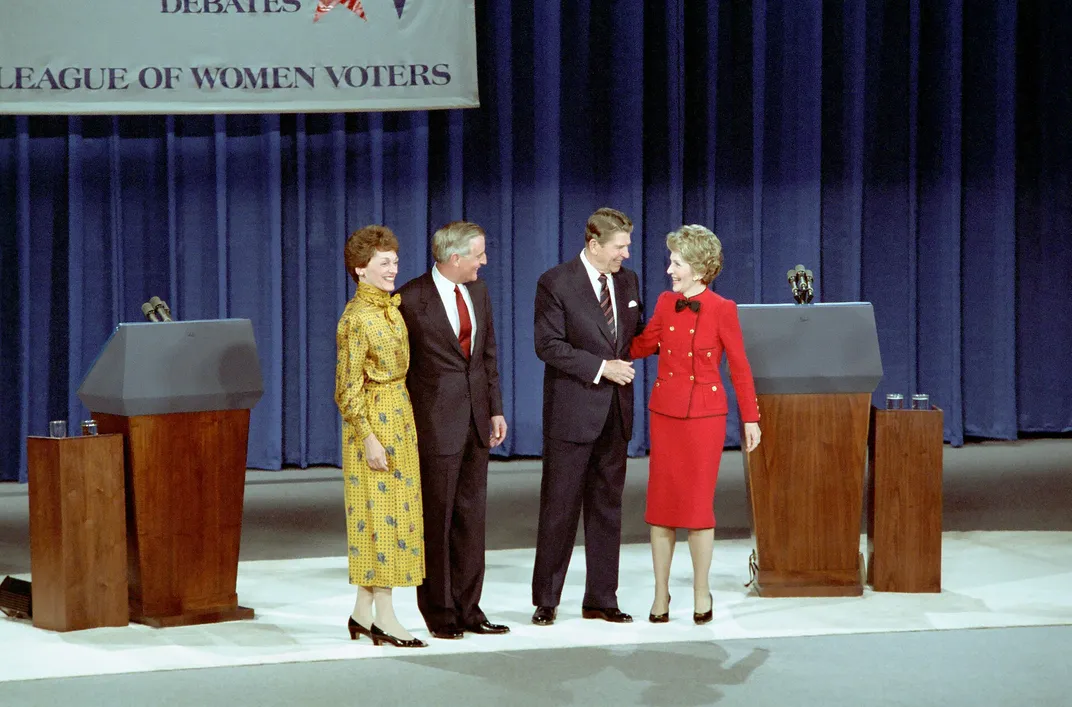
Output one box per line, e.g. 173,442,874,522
27,436,128,631
63,435,129,629
27,439,65,630
869,408,943,592
93,414,145,616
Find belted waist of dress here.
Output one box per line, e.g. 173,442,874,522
365,378,406,388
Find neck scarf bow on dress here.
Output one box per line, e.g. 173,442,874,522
356,282,403,326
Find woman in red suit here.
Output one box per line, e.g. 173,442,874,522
629,225,761,624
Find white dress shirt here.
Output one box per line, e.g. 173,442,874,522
579,250,617,383
432,264,476,357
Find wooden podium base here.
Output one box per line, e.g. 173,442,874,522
751,554,865,597
134,605,255,629
94,409,253,628
744,393,871,598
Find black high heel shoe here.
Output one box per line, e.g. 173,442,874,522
693,592,713,625
348,616,373,641
649,595,671,623
370,623,428,648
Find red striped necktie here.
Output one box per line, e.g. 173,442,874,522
598,274,616,339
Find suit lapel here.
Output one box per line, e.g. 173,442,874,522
572,257,616,346
468,281,484,358
419,272,467,361
612,270,631,352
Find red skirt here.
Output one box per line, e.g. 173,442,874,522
645,412,727,529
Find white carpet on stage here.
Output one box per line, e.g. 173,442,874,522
2,530,1070,683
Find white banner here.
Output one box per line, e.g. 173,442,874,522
0,0,478,115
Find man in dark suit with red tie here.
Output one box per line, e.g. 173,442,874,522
398,221,510,640
530,207,645,626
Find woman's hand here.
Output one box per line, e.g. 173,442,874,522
363,433,389,471
743,422,762,453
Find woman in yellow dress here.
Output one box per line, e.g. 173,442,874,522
335,225,426,648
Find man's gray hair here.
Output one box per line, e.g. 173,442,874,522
432,221,485,263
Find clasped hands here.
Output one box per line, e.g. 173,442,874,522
603,359,636,385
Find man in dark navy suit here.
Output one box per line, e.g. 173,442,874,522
398,221,510,640
530,207,645,626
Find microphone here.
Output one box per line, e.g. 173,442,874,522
142,302,161,322
149,296,173,322
787,265,815,304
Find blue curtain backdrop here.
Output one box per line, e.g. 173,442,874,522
2,1,1070,482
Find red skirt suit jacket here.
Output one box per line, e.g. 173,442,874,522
629,289,760,528
629,289,760,424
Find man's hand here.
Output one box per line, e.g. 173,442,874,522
602,359,636,385
743,422,761,453
489,415,508,448
363,433,389,471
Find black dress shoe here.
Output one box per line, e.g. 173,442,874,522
464,620,510,635
581,607,633,623
430,626,465,640
370,623,428,648
347,616,373,640
532,606,557,626
693,592,713,625
649,595,671,624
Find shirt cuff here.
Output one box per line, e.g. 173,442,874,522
356,417,373,441
594,360,606,384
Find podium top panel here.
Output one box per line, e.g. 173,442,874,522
77,319,265,417
737,303,883,394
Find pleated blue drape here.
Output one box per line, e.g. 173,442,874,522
2,0,1070,482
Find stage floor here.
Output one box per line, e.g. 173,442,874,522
3,530,1070,683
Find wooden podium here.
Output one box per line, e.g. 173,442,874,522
78,319,264,627
867,405,943,593
26,434,129,631
737,303,883,597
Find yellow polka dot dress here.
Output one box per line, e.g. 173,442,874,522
335,282,424,587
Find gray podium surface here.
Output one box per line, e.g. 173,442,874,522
737,302,882,395
77,319,265,416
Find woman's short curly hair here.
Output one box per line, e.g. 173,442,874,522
344,225,399,284
666,225,724,284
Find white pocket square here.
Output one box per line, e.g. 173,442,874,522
628,300,638,308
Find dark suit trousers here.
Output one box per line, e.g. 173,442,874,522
532,390,628,608
416,422,490,631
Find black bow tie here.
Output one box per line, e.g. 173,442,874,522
675,298,701,313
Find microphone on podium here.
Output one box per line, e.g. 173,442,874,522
149,296,174,322
142,302,161,322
